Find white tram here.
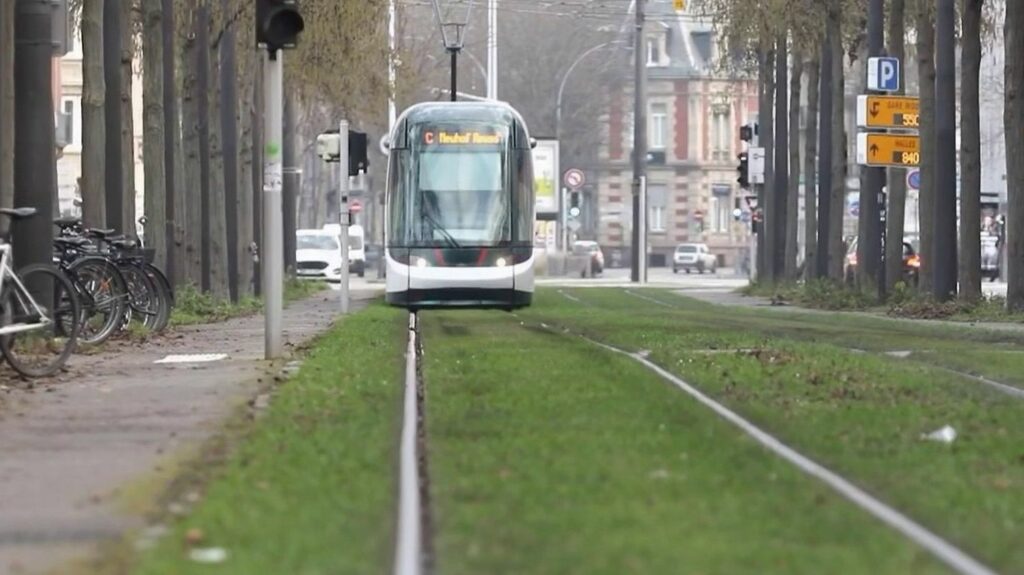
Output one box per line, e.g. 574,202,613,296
383,101,536,310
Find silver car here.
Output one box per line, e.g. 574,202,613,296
673,243,717,274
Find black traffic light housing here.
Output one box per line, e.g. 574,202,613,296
569,191,581,210
256,0,305,52
736,152,749,190
348,131,369,176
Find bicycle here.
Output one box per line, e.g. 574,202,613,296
0,208,81,377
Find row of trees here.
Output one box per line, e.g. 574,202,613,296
703,0,1022,309
0,0,391,303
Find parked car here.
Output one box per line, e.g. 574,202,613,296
296,229,343,282
843,236,920,287
673,243,717,274
571,240,604,276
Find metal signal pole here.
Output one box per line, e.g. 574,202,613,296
863,0,885,298
339,120,351,314
263,50,284,358
934,0,957,300
487,0,497,99
631,0,647,284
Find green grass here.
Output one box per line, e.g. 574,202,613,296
522,288,1024,571
421,310,944,575
130,302,405,574
169,279,326,326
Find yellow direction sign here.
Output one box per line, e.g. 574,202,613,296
856,133,920,167
674,0,686,11
856,95,920,129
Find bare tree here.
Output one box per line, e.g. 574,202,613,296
786,52,803,280
206,1,229,300
82,0,107,228
1006,0,1024,310
959,0,984,300
916,0,936,293
0,0,14,226
103,0,123,230
120,0,136,234
142,0,167,268
804,55,820,281
885,0,908,291
827,0,845,281
180,0,203,286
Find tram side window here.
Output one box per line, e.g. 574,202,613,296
514,150,534,243
388,151,414,245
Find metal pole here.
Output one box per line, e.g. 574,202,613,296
639,175,647,283
816,37,833,279
631,0,646,283
388,0,397,128
863,0,885,298
450,50,458,102
339,120,351,314
934,0,957,300
262,50,284,359
487,0,497,99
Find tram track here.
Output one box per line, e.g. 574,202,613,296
395,312,433,575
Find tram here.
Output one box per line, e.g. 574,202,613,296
383,101,536,310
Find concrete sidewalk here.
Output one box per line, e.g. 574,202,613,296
0,288,380,575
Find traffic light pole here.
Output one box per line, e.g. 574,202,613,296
339,119,351,314
263,49,284,359
631,0,647,284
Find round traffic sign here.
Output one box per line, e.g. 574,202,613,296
564,168,585,190
569,206,581,217
907,169,921,190
350,200,362,213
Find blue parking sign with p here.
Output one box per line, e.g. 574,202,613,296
869,57,900,92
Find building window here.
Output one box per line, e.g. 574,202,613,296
711,184,731,233
649,183,667,232
712,107,731,160
649,104,667,150
647,38,658,66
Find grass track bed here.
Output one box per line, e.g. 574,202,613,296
131,303,405,575
421,310,941,574
524,288,1024,571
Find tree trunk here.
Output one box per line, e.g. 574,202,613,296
120,0,136,235
759,42,776,284
197,4,211,292
207,4,230,301
828,2,846,281
180,1,203,287
142,0,166,268
959,0,983,301
104,0,123,231
1006,0,1024,311
236,28,255,298
817,37,833,279
786,53,802,280
82,0,106,228
916,0,937,294
774,33,789,282
219,0,239,301
885,0,908,292
0,0,14,227
162,0,178,284
804,56,820,282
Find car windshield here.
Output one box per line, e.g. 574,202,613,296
677,245,697,253
298,235,338,251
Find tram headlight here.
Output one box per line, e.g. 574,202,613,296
495,257,508,268
414,257,429,268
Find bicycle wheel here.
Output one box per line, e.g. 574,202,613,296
68,256,128,345
143,264,173,332
118,263,165,331
0,264,81,378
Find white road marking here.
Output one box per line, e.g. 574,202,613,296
394,312,422,575
154,353,228,364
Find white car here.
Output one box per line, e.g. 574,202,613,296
296,229,343,282
673,243,717,274
322,224,366,277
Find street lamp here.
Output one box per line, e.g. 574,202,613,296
554,40,628,251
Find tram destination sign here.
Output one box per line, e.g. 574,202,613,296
856,133,920,167
423,130,502,145
856,95,920,129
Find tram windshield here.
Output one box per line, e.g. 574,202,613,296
389,119,525,248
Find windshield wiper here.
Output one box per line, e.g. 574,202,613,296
419,204,461,248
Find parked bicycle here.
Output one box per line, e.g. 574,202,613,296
0,208,81,377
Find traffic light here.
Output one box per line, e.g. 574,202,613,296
740,124,753,143
256,0,305,52
348,131,369,176
568,191,581,217
737,152,749,189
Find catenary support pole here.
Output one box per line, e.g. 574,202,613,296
631,0,646,284
263,49,284,359
487,0,497,99
339,120,350,314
